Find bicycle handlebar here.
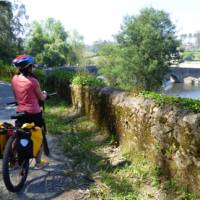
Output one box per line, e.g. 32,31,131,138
47,92,57,97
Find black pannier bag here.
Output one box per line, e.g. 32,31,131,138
16,129,33,160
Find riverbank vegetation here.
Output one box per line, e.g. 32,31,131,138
140,91,200,113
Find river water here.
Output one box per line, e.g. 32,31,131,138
163,82,200,100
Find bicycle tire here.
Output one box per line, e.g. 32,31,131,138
2,136,29,192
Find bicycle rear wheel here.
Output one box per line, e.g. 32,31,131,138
2,136,29,192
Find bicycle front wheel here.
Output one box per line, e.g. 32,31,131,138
2,136,29,192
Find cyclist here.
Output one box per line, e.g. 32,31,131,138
11,54,48,168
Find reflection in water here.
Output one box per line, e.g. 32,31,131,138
163,82,200,100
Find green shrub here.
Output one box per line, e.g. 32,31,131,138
45,70,75,100
72,73,105,87
0,64,17,81
46,70,75,89
140,91,200,113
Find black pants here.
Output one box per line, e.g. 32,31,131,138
16,112,44,128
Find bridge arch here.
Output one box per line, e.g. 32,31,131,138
169,74,179,83
169,66,200,82
164,73,180,83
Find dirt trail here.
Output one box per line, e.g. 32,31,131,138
0,135,90,200
0,81,89,200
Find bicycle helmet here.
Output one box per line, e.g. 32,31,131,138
12,54,35,68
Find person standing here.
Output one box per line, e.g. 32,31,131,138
11,54,48,168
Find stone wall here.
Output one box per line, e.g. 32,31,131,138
70,85,200,196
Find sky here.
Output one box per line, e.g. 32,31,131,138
21,0,200,45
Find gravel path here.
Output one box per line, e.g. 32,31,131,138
0,81,90,200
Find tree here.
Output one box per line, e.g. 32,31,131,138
98,42,123,87
67,29,86,66
25,21,48,56
0,0,27,63
0,1,13,61
25,18,70,67
99,8,180,90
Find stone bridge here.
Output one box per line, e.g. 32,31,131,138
168,66,200,83
44,63,200,83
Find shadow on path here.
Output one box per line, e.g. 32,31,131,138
0,134,93,200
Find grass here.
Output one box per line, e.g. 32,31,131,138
140,91,200,113
45,96,141,199
45,96,198,200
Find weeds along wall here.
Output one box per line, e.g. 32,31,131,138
70,85,200,197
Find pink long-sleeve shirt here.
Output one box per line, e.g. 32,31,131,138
11,75,41,113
